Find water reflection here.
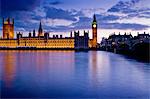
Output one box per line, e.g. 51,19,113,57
88,51,98,94
1,51,16,88
0,50,149,98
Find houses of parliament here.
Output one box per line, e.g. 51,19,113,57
0,15,98,50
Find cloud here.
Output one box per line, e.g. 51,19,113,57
70,14,149,30
49,26,72,32
102,0,150,30
42,18,73,27
71,17,92,29
100,22,149,30
1,0,42,17
126,8,150,18
44,7,81,21
81,8,105,17
14,20,39,32
96,14,120,22
107,0,140,13
49,0,63,5
70,0,149,30
0,0,149,33
107,0,150,19
114,17,150,26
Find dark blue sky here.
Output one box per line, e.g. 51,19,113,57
0,0,150,34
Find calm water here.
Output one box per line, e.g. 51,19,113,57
0,51,150,98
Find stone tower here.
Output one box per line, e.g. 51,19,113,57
92,14,97,48
3,18,14,39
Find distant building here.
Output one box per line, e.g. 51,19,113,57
100,33,149,51
132,32,150,45
101,33,133,49
3,18,14,39
136,32,149,39
108,33,132,41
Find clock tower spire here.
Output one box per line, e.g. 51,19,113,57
92,14,97,48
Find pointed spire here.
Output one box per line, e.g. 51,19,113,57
7,18,10,24
2,18,4,24
93,14,96,22
33,29,36,37
70,31,72,37
38,21,43,37
12,18,14,25
33,29,35,33
38,21,43,32
39,21,42,30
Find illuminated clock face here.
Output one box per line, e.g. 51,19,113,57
93,24,96,28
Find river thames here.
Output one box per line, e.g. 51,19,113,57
0,51,149,98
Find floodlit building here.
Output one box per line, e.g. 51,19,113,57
0,15,98,50
2,18,14,39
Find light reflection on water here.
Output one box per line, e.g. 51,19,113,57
0,50,149,98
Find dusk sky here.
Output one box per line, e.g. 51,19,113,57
0,0,150,42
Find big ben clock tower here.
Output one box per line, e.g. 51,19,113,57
92,14,97,48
